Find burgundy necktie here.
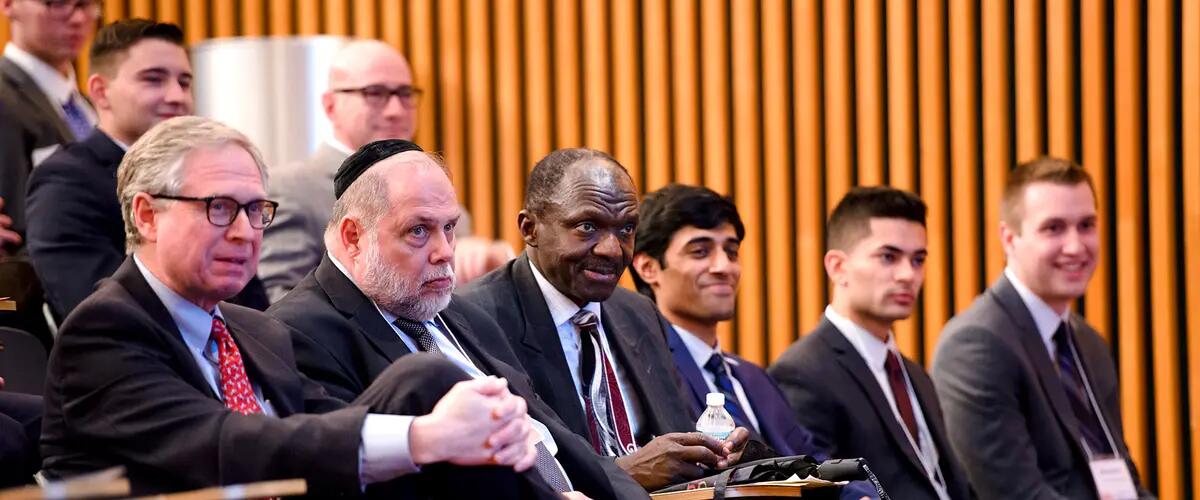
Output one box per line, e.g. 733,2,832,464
571,309,637,456
883,350,919,440
210,317,263,415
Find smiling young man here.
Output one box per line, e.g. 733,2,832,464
768,187,972,500
460,149,751,491
931,158,1152,499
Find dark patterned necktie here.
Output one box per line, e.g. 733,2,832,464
1053,321,1114,455
703,353,752,429
61,95,92,140
392,317,441,354
571,309,637,456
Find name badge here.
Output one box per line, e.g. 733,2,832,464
1088,457,1138,500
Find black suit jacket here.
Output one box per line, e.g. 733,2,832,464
41,258,367,495
768,318,972,500
458,254,695,444
24,130,268,317
932,275,1152,499
0,57,75,248
267,255,648,499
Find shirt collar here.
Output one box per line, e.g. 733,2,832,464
1004,267,1070,347
673,324,738,369
328,252,438,329
824,305,896,371
3,43,79,106
528,258,601,328
325,137,356,156
133,254,223,356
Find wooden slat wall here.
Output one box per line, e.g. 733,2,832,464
4,1,1192,496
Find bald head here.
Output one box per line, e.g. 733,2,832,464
323,39,418,148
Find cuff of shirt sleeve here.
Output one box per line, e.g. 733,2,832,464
359,413,420,487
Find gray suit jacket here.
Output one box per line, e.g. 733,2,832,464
0,56,75,246
259,143,347,302
932,275,1152,499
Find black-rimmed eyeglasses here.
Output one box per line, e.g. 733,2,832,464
29,0,102,20
332,85,423,109
152,194,279,229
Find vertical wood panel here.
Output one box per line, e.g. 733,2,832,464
1080,0,1111,340
823,0,853,205
241,1,265,37
297,0,321,35
1045,0,1074,159
494,0,524,249
980,0,1010,282
671,0,702,186
212,0,235,38
464,0,495,238
1113,0,1149,478
1184,0,1200,488
762,0,793,361
1147,2,1182,497
268,0,293,35
948,0,979,313
130,0,153,19
582,0,611,152
611,0,641,186
553,0,583,148
732,1,764,364
886,0,920,355
795,0,827,335
855,0,885,186
699,0,730,196
381,1,405,53
323,0,349,36
917,0,948,361
351,0,377,38
183,0,206,44
105,1,127,21
523,0,553,163
643,0,672,192
156,0,180,24
1013,0,1043,160
406,0,435,150
437,0,466,199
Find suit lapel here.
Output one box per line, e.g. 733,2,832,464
989,276,1087,454
221,311,303,416
111,258,218,400
666,327,708,417
600,300,673,437
511,254,591,436
82,130,126,171
436,306,493,371
816,319,927,474
0,58,72,142
314,255,413,362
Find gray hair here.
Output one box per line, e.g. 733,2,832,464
118,116,268,252
323,150,450,245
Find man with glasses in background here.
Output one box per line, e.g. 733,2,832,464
0,0,100,254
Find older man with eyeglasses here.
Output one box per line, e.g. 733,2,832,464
1,0,101,254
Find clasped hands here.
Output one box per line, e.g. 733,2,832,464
615,427,751,490
408,376,537,470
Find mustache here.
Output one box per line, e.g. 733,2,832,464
421,265,455,283
580,259,621,275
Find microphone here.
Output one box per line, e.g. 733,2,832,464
815,458,891,500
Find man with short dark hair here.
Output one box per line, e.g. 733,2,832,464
461,149,750,491
769,187,972,500
26,19,267,318
40,116,553,497
0,0,100,252
932,158,1152,499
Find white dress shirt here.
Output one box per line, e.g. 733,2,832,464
1004,267,1071,360
824,305,951,500
528,259,646,439
672,324,761,432
133,255,419,485
3,43,97,126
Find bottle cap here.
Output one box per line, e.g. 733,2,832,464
706,392,725,407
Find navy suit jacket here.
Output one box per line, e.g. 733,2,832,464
25,130,268,318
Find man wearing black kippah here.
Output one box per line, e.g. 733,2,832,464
269,139,645,499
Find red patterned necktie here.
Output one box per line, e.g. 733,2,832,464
210,317,263,415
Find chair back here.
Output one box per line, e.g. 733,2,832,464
0,327,48,395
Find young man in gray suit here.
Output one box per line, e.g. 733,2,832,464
932,158,1153,499
0,0,99,252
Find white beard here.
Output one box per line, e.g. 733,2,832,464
358,237,455,322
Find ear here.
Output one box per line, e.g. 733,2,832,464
632,253,661,289
86,74,107,108
321,91,337,121
339,217,365,258
131,193,159,244
1,0,14,16
823,249,847,288
999,220,1017,258
518,210,537,248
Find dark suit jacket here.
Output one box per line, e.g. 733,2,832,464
932,275,1152,500
41,258,367,495
24,129,268,317
0,57,75,247
768,319,972,500
458,254,695,445
266,255,648,499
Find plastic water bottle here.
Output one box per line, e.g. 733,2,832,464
696,392,736,440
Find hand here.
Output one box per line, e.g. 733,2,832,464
614,432,726,490
561,492,592,500
0,197,21,254
409,377,535,470
716,427,751,468
454,237,515,284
